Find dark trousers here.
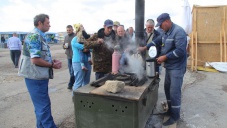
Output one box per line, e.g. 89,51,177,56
67,59,75,87
10,50,21,67
95,72,108,80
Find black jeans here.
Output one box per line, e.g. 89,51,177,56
95,72,108,80
10,50,21,67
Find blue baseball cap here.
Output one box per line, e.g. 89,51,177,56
155,13,170,27
104,19,113,27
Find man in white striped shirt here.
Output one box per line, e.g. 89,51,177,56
7,32,22,68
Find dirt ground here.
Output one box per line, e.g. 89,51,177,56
0,42,227,128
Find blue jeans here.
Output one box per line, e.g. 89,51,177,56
164,68,186,120
67,59,75,87
72,62,91,91
79,50,91,65
25,78,56,128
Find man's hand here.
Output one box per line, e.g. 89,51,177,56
156,55,167,64
137,46,147,52
52,59,62,69
83,49,89,52
97,38,104,44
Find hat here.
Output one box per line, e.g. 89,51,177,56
113,21,120,26
73,23,81,31
104,19,114,27
155,13,170,27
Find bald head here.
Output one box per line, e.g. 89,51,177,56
117,26,125,37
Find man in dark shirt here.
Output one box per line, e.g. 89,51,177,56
63,25,76,89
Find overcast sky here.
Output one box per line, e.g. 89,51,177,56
0,0,227,33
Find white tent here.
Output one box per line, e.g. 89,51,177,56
179,0,192,35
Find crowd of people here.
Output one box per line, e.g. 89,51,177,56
16,12,187,127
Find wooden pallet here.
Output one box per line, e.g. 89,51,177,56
189,5,227,71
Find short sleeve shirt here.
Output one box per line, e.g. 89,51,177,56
25,28,52,63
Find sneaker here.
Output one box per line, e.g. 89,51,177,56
161,111,171,116
163,117,176,126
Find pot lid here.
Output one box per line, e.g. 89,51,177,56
148,46,157,58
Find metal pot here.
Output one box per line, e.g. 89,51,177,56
146,58,156,78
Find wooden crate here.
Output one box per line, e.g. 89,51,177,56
189,5,227,71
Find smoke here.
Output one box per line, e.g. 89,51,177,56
124,52,145,80
103,35,146,80
104,40,115,50
119,37,146,80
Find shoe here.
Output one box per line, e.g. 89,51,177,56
15,66,19,68
161,111,171,116
67,86,72,90
163,117,176,126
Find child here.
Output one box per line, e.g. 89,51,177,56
74,23,92,70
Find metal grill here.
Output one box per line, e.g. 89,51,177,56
90,73,147,87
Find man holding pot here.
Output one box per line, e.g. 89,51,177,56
138,13,187,126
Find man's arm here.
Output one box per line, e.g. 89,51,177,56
18,38,22,50
31,58,52,67
84,38,104,49
137,36,162,52
63,36,67,49
31,58,62,69
146,35,162,49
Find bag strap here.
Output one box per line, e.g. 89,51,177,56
146,33,153,43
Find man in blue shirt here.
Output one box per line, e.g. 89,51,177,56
19,14,62,128
7,33,22,68
138,13,187,126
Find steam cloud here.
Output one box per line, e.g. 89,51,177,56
119,38,145,80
